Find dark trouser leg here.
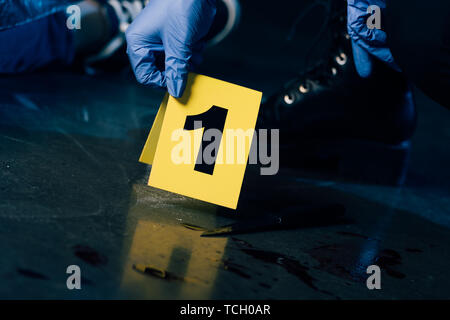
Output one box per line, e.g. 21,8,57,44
0,1,115,73
385,0,450,108
0,12,74,73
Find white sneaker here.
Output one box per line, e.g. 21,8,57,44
107,0,148,33
84,0,148,74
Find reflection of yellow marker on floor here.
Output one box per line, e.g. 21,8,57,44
120,219,228,299
140,73,262,209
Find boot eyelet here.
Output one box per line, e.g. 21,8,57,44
336,53,347,66
284,94,295,105
299,84,310,94
120,22,130,33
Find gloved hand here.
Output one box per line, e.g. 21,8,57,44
347,0,399,77
125,0,216,98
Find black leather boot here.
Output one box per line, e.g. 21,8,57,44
258,2,416,185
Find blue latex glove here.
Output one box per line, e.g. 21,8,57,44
347,0,399,77
125,0,216,98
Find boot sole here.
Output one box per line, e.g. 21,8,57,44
280,138,411,186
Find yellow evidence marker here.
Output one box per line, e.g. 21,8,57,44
139,73,262,209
